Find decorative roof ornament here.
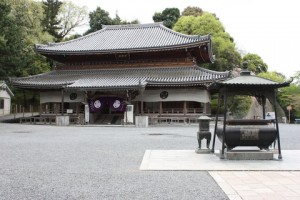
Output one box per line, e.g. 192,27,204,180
240,61,251,76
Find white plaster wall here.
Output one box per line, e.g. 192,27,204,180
0,90,12,116
40,91,85,104
0,90,10,98
133,89,211,103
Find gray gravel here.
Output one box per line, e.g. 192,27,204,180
0,123,299,200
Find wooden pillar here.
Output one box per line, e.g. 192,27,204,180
140,89,144,115
61,88,64,116
39,103,42,115
183,101,187,115
159,101,162,115
204,102,211,114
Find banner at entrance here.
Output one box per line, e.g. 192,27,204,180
88,97,126,113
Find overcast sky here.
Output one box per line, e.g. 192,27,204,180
71,0,299,78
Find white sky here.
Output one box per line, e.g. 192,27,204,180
71,0,300,78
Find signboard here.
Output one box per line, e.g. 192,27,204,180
84,105,89,123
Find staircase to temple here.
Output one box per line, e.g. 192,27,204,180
94,114,123,125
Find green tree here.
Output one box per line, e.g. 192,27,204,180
173,13,241,71
86,7,113,34
182,6,203,17
0,0,52,108
242,53,268,73
228,95,252,119
0,0,51,79
86,7,139,34
56,1,88,41
42,0,63,40
294,71,300,85
258,71,285,82
153,8,180,29
257,71,300,121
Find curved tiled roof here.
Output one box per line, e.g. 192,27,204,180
35,23,211,54
11,66,229,90
209,68,291,91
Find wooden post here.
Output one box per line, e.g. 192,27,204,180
159,102,162,115
140,89,144,115
61,88,64,116
183,101,187,115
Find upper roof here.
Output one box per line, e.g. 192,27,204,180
10,65,229,90
209,63,291,92
0,81,14,96
35,23,211,55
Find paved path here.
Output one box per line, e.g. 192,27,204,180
0,123,299,200
210,171,300,200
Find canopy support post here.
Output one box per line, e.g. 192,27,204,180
212,93,221,153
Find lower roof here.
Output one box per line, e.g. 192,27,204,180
10,65,229,90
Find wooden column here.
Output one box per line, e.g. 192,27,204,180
183,101,187,115
159,101,163,115
61,88,64,116
140,89,144,115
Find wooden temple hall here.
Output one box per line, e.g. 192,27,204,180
11,23,229,125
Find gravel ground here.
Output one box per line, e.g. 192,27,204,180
0,123,299,200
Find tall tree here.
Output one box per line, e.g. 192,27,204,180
42,0,63,40
182,6,203,17
242,53,268,74
86,7,113,34
173,13,241,71
153,8,180,29
258,71,300,121
86,7,139,34
0,0,51,80
56,1,88,41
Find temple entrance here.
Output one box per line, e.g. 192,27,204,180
87,96,127,125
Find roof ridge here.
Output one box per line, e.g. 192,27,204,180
194,65,230,75
103,22,163,29
35,27,109,49
158,23,207,40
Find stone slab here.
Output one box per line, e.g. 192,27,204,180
195,148,211,154
226,150,273,160
135,116,148,128
140,150,300,171
56,116,70,126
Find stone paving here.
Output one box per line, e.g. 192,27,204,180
0,123,299,200
210,171,300,200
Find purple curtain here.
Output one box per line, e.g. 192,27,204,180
88,97,126,113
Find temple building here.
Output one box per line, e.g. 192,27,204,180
0,81,14,116
11,23,229,125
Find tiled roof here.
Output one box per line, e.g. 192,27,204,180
0,81,14,96
35,23,211,54
11,66,229,90
209,68,291,90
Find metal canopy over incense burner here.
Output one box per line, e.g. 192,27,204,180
209,62,292,159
